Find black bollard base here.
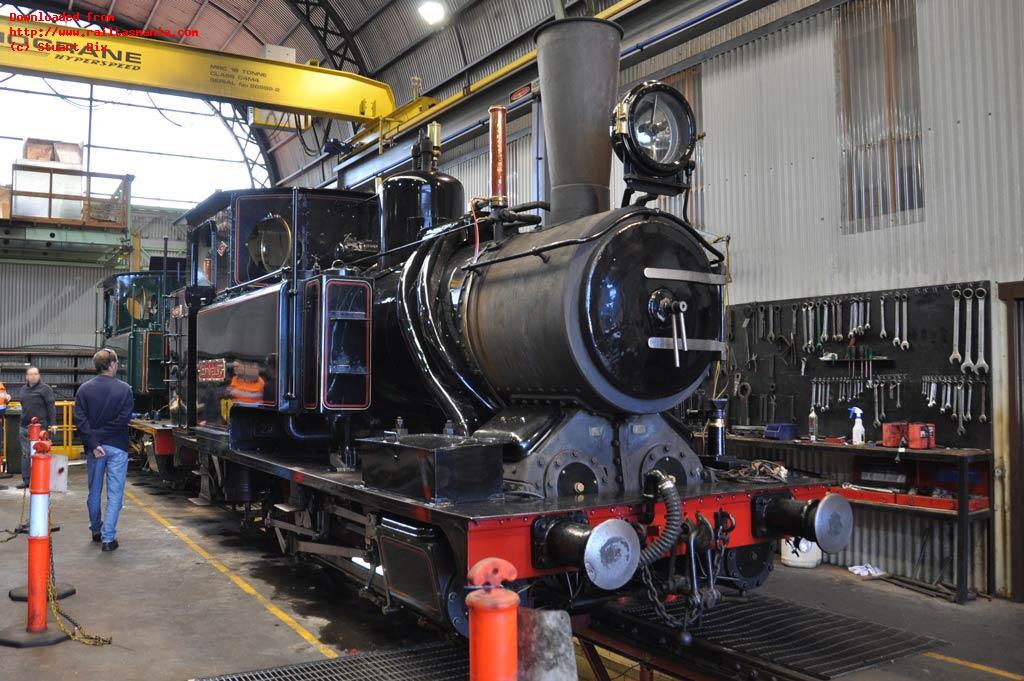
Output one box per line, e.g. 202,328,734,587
9,582,76,601
0,622,69,648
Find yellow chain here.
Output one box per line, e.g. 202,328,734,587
5,480,111,644
47,542,112,646
47,579,112,646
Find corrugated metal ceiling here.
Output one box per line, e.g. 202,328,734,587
45,0,324,62
16,0,607,187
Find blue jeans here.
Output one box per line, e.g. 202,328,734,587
86,445,129,543
18,426,30,486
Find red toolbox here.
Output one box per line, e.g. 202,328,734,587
907,423,936,449
881,422,908,447
966,497,990,512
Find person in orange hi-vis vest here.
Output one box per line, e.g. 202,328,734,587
228,360,265,405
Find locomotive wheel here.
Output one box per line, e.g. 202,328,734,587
154,453,190,490
445,581,470,637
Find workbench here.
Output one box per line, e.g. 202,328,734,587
129,418,176,455
726,434,994,604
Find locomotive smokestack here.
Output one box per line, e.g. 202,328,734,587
534,18,623,226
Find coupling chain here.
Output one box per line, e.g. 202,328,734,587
1,486,28,543
48,538,112,646
639,564,696,631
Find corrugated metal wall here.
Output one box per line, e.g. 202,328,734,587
834,0,926,235
836,505,990,592
702,10,840,301
131,205,188,265
697,0,1022,593
737,443,989,591
440,117,534,209
0,207,180,351
132,206,186,241
424,0,1021,592
0,263,112,349
701,0,1024,302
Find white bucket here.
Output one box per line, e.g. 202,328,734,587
780,537,822,568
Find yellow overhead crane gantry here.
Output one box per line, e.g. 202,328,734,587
342,0,643,155
2,0,645,159
0,15,431,126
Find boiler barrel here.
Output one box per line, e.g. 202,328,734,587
454,207,721,414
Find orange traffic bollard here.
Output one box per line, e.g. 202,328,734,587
0,433,69,647
27,416,41,443
7,431,75,606
26,447,52,634
467,557,519,681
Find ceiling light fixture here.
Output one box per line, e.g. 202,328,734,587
418,0,446,25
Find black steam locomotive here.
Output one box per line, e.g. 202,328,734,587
162,18,851,637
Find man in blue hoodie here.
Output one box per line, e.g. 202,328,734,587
73,349,134,552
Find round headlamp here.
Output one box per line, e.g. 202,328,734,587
612,81,697,178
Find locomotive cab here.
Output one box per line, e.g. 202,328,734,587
181,189,377,448
98,264,185,414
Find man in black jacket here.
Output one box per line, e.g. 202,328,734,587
15,366,56,489
73,349,134,552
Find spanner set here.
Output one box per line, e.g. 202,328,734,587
921,375,988,437
724,282,992,448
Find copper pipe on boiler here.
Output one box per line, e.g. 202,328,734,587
488,105,508,209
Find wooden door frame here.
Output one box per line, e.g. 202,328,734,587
998,280,1024,601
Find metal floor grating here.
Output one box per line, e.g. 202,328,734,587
593,592,947,679
192,641,468,681
196,595,945,681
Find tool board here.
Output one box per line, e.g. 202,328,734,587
720,281,993,449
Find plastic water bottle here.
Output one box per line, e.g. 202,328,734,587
849,406,865,445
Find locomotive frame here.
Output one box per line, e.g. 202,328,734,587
140,17,852,642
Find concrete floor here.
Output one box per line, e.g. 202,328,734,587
759,561,1024,681
0,464,1021,681
0,464,434,681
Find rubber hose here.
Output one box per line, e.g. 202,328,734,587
639,470,683,567
509,200,550,213
499,210,543,225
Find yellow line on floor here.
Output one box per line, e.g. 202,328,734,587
120,491,1024,679
925,652,1024,680
124,489,338,660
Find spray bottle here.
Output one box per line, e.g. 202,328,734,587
848,406,865,445
808,404,818,442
